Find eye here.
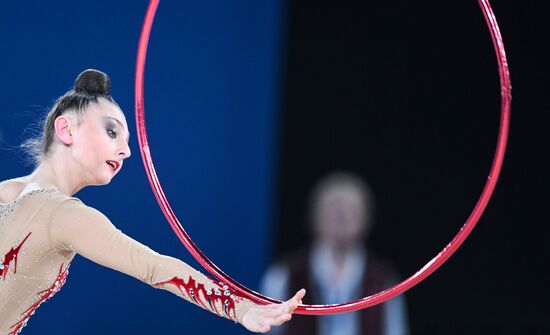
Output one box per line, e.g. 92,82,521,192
106,128,117,139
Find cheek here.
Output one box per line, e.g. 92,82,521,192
74,133,109,164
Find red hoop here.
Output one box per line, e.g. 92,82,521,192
134,0,510,315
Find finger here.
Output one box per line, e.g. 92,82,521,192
294,288,306,301
276,313,292,325
284,299,299,313
287,290,306,312
284,288,306,312
255,321,268,333
270,313,292,327
286,289,303,302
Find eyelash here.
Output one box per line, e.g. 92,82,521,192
107,128,117,139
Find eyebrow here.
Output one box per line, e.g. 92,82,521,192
103,116,130,143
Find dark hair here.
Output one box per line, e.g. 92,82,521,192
22,69,118,165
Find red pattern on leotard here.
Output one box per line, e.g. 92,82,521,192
154,276,243,321
1,232,32,281
8,262,71,335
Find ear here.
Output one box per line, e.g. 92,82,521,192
54,115,74,145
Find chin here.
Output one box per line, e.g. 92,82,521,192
95,174,114,186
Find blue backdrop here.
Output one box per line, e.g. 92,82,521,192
0,1,285,334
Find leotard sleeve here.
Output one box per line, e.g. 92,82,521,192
47,197,254,323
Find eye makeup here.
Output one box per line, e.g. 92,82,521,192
103,119,119,139
102,116,130,143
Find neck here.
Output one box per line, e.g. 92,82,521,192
26,156,85,196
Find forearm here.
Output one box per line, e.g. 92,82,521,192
147,255,255,323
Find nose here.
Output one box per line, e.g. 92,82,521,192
118,142,132,159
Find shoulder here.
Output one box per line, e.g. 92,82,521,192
280,247,311,264
51,193,106,220
366,251,400,282
36,189,84,214
0,178,26,202
33,190,110,228
279,247,312,276
49,193,115,237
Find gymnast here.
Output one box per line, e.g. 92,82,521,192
0,69,305,335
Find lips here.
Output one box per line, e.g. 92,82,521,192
106,160,120,172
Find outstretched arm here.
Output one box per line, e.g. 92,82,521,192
48,198,304,331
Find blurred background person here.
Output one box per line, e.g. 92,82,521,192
260,171,409,335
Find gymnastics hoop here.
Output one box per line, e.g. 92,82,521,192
135,0,510,315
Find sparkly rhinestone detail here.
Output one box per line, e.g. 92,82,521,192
153,276,243,321
0,188,58,222
8,262,71,335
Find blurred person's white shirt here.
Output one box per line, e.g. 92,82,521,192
260,242,410,335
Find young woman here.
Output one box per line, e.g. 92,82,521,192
0,69,305,335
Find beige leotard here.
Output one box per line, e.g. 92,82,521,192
0,188,252,335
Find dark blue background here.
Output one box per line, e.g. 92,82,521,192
2,1,548,334
0,1,285,334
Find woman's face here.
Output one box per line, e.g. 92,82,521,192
69,98,131,186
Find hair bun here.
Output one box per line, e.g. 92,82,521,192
74,69,111,96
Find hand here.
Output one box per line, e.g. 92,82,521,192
241,289,306,333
